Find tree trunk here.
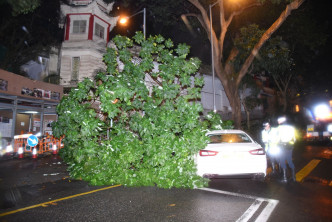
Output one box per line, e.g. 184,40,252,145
247,111,250,130
232,97,242,129
185,0,305,129
243,103,250,130
281,91,287,112
226,86,242,128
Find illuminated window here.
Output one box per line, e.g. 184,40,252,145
295,105,300,112
73,20,87,33
71,57,80,81
94,23,104,39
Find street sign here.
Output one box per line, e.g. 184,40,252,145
27,135,39,147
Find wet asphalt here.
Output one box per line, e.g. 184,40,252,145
0,154,263,221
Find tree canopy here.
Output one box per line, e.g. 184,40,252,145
53,32,233,188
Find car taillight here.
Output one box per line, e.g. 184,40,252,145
249,148,265,155
199,150,218,156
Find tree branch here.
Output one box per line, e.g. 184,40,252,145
186,0,220,62
181,13,208,34
227,2,262,27
236,0,305,87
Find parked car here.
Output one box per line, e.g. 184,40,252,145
195,130,267,179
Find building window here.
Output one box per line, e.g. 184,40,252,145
94,23,104,39
72,57,80,81
73,20,87,33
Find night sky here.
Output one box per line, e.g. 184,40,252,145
305,0,332,94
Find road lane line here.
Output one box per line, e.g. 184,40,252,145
199,187,263,200
255,199,279,222
0,184,121,217
236,198,263,222
199,188,279,222
296,159,321,182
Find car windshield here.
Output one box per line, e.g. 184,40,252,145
208,133,252,143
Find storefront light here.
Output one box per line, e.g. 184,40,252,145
18,147,24,154
22,111,38,114
6,144,13,153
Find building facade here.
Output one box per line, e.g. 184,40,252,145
0,69,63,149
59,0,118,89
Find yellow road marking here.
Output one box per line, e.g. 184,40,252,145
0,184,121,217
296,159,321,182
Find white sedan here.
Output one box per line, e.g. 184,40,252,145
195,130,267,179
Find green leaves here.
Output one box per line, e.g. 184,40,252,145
53,32,215,188
6,0,40,16
204,111,234,130
132,31,145,44
235,24,265,53
113,35,133,49
175,43,190,58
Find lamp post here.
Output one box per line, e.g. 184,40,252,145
210,1,219,113
119,8,146,39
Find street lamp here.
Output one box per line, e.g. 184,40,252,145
119,8,146,39
209,1,219,113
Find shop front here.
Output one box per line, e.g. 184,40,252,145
0,69,63,154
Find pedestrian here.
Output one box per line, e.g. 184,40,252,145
276,116,296,183
261,121,279,176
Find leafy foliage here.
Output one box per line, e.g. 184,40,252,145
253,36,295,112
256,36,292,75
4,0,40,16
234,24,265,72
53,32,217,188
204,111,234,130
239,74,263,130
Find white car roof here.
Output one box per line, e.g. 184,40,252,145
206,129,247,135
